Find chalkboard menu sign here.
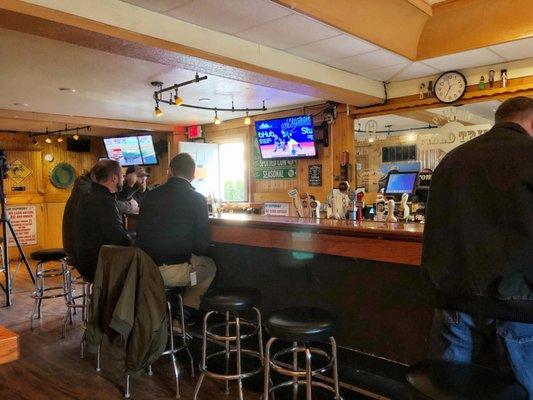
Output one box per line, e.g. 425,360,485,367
308,164,322,187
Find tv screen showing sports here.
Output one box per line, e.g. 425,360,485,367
385,172,418,195
255,114,316,159
103,135,158,166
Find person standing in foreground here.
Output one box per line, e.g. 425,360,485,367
136,153,216,311
422,96,533,396
76,160,131,282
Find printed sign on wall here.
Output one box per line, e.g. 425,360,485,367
308,164,322,187
264,202,290,217
7,205,37,246
6,160,33,184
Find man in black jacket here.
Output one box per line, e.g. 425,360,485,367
76,160,131,282
422,96,533,394
136,153,216,310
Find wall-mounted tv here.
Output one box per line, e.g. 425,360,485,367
103,134,158,166
255,114,317,159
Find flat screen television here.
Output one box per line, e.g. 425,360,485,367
103,134,158,166
255,114,317,159
385,171,418,195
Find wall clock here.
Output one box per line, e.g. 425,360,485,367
434,71,467,104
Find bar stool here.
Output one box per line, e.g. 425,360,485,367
30,248,69,329
93,285,194,399
193,287,264,400
62,264,91,338
263,306,341,400
406,360,529,400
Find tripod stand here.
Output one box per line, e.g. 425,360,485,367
0,149,35,306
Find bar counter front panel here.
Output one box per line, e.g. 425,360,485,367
210,214,433,365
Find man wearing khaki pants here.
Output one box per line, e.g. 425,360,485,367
136,153,216,311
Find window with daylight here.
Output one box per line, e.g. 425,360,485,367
219,142,246,202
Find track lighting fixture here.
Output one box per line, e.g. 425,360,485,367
214,110,221,125
73,133,79,140
28,125,90,143
151,75,267,122
57,136,63,143
45,136,52,144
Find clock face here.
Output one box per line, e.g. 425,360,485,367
434,71,467,103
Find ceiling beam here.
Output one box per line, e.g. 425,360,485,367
273,0,429,60
0,0,383,106
393,109,475,126
0,109,175,132
417,0,533,59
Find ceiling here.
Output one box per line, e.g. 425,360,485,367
0,28,320,127
121,0,533,82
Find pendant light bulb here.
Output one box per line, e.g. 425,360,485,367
32,138,38,146
57,136,63,143
45,136,52,144
154,104,163,117
174,89,183,106
244,111,251,126
73,133,79,140
368,137,374,143
214,110,221,125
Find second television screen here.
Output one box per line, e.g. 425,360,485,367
103,135,158,166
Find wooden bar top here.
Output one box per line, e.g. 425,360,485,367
210,214,424,242
0,325,19,365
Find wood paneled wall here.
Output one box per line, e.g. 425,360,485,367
0,132,169,260
201,105,356,215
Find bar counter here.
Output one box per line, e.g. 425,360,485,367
209,214,433,367
210,214,423,266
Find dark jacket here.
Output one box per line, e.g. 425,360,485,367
86,245,167,375
76,182,130,281
421,122,533,322
136,177,210,265
133,187,150,204
62,173,92,265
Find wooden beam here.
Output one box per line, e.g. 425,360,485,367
417,0,533,60
352,75,533,118
274,0,429,60
0,109,175,132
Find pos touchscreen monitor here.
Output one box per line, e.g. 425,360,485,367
385,172,418,195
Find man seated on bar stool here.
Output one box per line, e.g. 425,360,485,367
76,160,133,282
421,96,533,396
136,153,217,323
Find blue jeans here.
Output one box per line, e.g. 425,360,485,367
430,309,533,399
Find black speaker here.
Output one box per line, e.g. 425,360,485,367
67,137,91,152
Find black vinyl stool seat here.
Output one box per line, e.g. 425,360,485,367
30,248,66,262
266,306,337,342
406,360,529,400
30,248,69,329
263,307,341,400
201,286,261,313
194,286,264,400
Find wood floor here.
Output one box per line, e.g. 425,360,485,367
0,263,260,400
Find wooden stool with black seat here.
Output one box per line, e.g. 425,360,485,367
406,359,528,400
30,248,69,329
263,306,341,400
193,287,264,400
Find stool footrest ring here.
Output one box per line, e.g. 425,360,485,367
200,348,263,381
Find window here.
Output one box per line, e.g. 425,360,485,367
219,142,246,202
178,139,247,202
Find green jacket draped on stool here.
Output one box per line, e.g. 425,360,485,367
86,245,167,375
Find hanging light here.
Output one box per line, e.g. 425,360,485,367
214,110,221,125
154,102,163,117
73,130,80,141
57,135,63,143
32,138,38,146
174,89,183,106
45,136,52,144
368,137,374,143
407,130,417,142
244,110,251,126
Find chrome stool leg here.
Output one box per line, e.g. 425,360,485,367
167,301,181,399
236,316,244,400
30,261,43,329
331,337,340,399
263,337,275,400
224,311,230,395
193,311,212,400
293,341,299,400
305,345,313,400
